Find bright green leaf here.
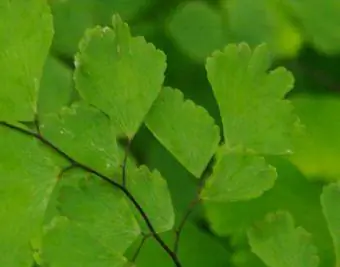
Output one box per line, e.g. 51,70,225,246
38,55,74,115
204,157,334,267
75,15,166,137
206,43,299,154
0,126,59,267
57,172,140,254
321,182,340,266
248,211,319,267
0,0,53,121
42,217,129,267
145,87,220,178
126,162,175,233
167,1,226,61
201,146,276,202
40,102,122,176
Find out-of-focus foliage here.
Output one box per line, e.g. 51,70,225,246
3,0,340,266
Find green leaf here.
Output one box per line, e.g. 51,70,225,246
40,102,121,176
126,222,230,267
145,87,220,178
75,15,166,137
206,43,299,154
204,158,334,267
42,217,129,267
0,126,59,267
57,172,140,254
283,0,340,54
38,55,74,115
167,1,226,62
290,94,340,181
50,0,94,57
201,146,276,202
224,0,301,57
0,0,53,121
321,182,340,266
126,162,175,233
50,0,152,57
248,211,319,267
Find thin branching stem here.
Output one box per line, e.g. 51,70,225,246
173,196,200,255
0,121,182,267
121,139,131,188
131,233,150,263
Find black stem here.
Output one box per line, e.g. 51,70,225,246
0,121,182,267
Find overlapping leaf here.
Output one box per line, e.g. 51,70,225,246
290,95,340,181
204,158,334,267
126,222,229,267
42,217,129,267
0,126,59,267
75,15,166,137
248,211,319,267
0,0,53,121
206,43,299,154
57,172,141,254
146,87,220,178
40,102,122,176
201,146,276,202
126,162,175,233
38,56,74,115
321,182,340,266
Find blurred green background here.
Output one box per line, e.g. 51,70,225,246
43,0,340,266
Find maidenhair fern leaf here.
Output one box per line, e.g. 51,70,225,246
146,87,220,178
248,211,319,267
38,55,74,115
126,162,175,233
201,146,276,202
0,126,60,267
57,172,141,254
42,217,130,267
206,43,299,154
40,102,122,176
321,182,340,267
74,14,166,138
0,0,53,121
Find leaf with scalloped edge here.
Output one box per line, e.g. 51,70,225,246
201,146,276,202
248,211,319,267
146,87,220,178
57,172,140,254
0,0,53,121
40,102,122,176
42,216,130,267
126,162,175,233
74,14,166,138
206,43,300,155
321,182,340,267
0,126,59,267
